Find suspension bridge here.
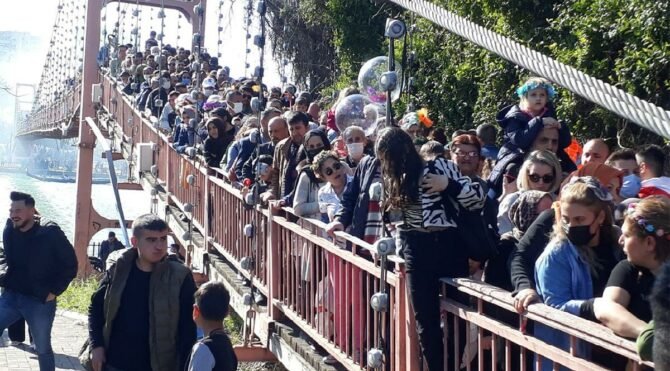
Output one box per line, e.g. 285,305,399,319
12,0,667,369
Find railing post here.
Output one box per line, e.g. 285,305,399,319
397,265,420,371
204,171,210,243
72,0,103,276
267,210,281,320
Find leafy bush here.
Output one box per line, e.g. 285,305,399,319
58,277,100,314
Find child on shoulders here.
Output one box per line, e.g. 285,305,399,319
496,77,571,159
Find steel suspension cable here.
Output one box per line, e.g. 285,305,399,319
385,0,670,139
216,0,224,59
132,0,140,52
158,0,166,72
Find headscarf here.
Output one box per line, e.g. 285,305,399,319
564,176,614,202
301,129,332,164
508,190,552,240
298,129,332,185
562,162,624,197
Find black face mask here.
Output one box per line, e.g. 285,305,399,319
562,224,595,246
306,148,323,162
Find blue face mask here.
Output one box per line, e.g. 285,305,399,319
182,78,191,86
620,174,641,199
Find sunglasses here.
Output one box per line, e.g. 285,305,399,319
322,162,342,177
529,173,555,184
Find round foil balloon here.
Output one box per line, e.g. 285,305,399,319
358,56,402,104
335,94,383,136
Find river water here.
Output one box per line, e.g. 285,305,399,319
0,172,149,246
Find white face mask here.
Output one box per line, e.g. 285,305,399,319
346,142,365,159
233,102,244,113
203,88,214,97
161,81,171,90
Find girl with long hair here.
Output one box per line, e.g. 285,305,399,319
375,127,486,371
534,177,622,370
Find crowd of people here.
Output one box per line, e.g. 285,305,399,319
100,34,670,370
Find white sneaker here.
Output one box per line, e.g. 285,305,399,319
9,341,21,346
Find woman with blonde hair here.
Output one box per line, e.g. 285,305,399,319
498,150,562,234
534,177,623,370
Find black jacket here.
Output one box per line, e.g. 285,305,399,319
0,219,78,302
334,155,379,239
241,142,275,182
203,121,235,168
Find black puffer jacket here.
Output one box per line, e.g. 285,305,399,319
0,219,78,302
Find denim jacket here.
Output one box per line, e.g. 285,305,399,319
534,237,592,370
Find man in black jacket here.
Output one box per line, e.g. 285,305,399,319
0,191,78,371
98,231,125,269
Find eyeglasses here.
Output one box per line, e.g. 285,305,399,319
528,173,555,184
322,162,342,177
453,151,480,158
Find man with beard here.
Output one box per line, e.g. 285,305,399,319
0,191,77,371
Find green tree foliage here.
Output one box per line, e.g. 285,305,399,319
266,0,388,92
270,0,670,145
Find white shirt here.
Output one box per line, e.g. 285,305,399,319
317,175,353,221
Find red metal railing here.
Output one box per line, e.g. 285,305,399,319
440,278,654,371
65,72,655,370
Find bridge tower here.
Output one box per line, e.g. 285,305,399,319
73,0,206,275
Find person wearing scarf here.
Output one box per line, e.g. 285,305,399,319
562,162,624,203
486,190,553,292
291,129,332,218
203,117,235,168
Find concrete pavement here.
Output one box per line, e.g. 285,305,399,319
0,311,87,370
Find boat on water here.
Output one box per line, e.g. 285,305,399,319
26,168,111,184
0,163,26,174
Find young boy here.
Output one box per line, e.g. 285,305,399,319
187,282,238,371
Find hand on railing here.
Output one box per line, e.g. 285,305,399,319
325,220,344,239
513,288,541,313
269,199,286,212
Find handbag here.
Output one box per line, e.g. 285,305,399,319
78,338,94,371
442,191,499,262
